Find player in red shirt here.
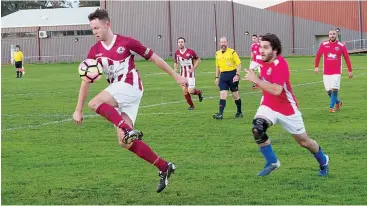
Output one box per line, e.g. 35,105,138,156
174,37,203,110
314,30,353,113
243,33,329,177
249,34,262,90
72,9,187,193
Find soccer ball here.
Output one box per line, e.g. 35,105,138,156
78,59,103,83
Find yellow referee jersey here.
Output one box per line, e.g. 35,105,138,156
215,48,241,72
14,51,24,62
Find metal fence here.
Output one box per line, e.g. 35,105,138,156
344,39,367,51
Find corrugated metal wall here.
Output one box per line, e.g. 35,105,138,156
40,36,95,63
234,5,292,56
294,16,364,55
2,1,366,64
107,1,170,57
106,0,365,58
268,1,363,32
1,25,95,64
1,38,38,64
170,1,218,58
214,1,234,50
362,1,367,38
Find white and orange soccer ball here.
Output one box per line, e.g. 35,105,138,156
78,59,103,83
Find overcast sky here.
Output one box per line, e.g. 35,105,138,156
65,0,287,9
231,0,287,9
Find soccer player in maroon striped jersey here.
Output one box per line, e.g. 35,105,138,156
174,37,203,110
72,9,187,193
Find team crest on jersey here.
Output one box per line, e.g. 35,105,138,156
186,53,190,57
267,67,272,75
335,47,339,51
116,47,125,54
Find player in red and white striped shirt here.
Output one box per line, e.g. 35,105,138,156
174,37,203,110
314,30,353,113
72,9,187,193
244,33,329,177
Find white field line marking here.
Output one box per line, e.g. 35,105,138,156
3,73,367,132
3,67,366,97
145,67,367,76
5,106,356,118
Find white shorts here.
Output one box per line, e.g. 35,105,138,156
255,105,306,135
323,74,341,91
105,81,143,124
186,77,195,89
249,61,259,70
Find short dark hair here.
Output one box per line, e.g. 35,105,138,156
177,37,185,43
252,34,257,37
261,33,282,55
88,9,110,22
15,45,20,49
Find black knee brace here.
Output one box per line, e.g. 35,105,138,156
252,118,269,144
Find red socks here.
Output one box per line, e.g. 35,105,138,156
191,89,201,95
129,140,168,171
96,103,132,131
184,94,194,107
96,103,169,172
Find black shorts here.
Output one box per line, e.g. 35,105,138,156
219,70,239,92
15,61,22,69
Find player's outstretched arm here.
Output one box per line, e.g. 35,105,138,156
73,80,91,125
149,53,187,85
243,69,283,95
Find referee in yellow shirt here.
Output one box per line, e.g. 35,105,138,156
13,45,24,78
213,37,242,120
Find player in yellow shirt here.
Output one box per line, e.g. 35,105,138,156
13,45,24,78
213,37,242,119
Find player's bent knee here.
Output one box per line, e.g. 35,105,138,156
220,91,228,99
182,87,189,95
119,141,132,149
232,92,240,99
117,133,133,149
252,118,269,144
188,88,195,94
298,140,309,148
88,99,102,111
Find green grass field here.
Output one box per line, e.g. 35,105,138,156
2,56,367,204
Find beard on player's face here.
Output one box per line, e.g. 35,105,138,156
221,44,227,50
330,36,336,42
261,50,275,62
